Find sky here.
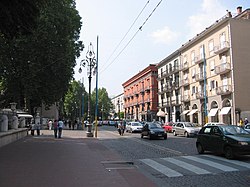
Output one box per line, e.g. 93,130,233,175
74,0,249,98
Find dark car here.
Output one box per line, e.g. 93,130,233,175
141,122,167,140
196,125,250,159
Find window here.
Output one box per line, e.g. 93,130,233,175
199,45,204,59
204,127,212,134
192,68,196,78
208,40,214,56
192,86,196,95
191,51,195,64
210,80,215,91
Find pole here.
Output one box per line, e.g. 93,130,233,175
203,44,208,124
94,36,99,138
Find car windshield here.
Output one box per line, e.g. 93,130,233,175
149,123,162,129
131,123,142,126
184,122,194,127
221,125,249,135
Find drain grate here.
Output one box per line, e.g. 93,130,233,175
101,160,137,170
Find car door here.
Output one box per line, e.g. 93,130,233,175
179,123,185,135
175,123,181,135
198,126,213,150
209,126,225,153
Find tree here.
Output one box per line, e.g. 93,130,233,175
91,88,112,120
64,80,87,121
0,0,83,115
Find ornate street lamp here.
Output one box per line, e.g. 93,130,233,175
79,43,96,137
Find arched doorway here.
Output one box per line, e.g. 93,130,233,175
220,99,232,124
210,101,219,122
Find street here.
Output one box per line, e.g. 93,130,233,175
98,126,250,187
0,126,250,187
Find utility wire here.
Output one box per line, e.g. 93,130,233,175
100,0,151,71
100,0,163,74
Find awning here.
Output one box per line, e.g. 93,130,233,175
17,114,33,118
219,107,231,115
187,109,198,116
181,110,190,115
157,110,165,117
208,108,219,117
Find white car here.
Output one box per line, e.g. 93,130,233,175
173,122,201,137
204,122,226,127
127,122,143,133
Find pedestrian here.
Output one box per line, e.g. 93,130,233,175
36,122,41,136
117,121,124,136
58,118,64,138
53,120,58,138
48,120,53,130
239,118,244,127
244,117,249,126
68,120,72,130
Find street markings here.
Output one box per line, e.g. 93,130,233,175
140,155,250,178
140,159,183,177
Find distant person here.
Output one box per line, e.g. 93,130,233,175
58,118,64,138
239,118,244,127
53,120,58,138
35,122,41,136
48,120,53,130
68,120,72,129
244,118,249,126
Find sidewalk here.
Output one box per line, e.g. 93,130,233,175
0,129,156,187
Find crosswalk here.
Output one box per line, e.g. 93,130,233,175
140,155,250,178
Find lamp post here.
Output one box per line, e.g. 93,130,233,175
79,43,96,137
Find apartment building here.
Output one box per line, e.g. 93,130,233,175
123,64,158,121
157,7,250,125
111,93,124,119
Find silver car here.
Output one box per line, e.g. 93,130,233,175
173,122,201,137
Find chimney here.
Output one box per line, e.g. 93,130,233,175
237,6,242,14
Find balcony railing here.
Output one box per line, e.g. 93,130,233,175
214,62,231,75
194,55,204,64
214,41,230,54
180,61,189,71
195,91,208,99
195,72,205,82
215,85,232,95
180,79,190,86
181,94,190,102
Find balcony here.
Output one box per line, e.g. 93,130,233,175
195,91,208,99
214,62,231,75
181,94,190,102
195,72,205,82
216,85,232,95
214,41,230,55
194,55,204,64
180,61,189,71
180,79,190,87
145,86,150,92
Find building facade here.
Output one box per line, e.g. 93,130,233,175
123,64,158,121
111,93,124,120
157,7,250,125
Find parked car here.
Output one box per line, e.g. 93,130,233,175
244,123,250,133
204,122,226,126
196,125,250,159
126,122,143,133
172,122,201,137
141,122,167,140
162,122,174,133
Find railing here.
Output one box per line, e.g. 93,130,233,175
181,94,190,102
194,55,204,64
180,79,189,86
216,85,232,95
195,72,205,81
180,61,189,71
195,91,208,99
214,62,231,74
213,41,230,54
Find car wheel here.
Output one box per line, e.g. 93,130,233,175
224,146,234,159
141,134,143,139
184,132,189,138
173,131,177,136
149,134,152,140
196,143,204,154
164,135,167,140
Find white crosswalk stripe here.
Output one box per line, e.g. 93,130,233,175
140,159,183,177
140,155,250,178
161,157,211,175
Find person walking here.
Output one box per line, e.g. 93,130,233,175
58,118,64,138
53,120,58,138
48,120,53,130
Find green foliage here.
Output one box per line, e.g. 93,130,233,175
64,80,87,120
0,0,83,114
